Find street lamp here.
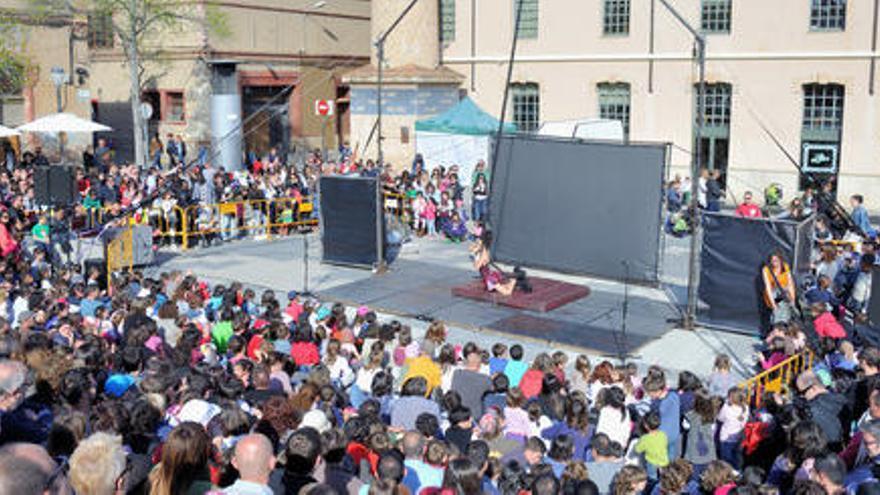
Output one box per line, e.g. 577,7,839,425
50,66,66,113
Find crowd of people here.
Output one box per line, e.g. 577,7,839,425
3,137,880,495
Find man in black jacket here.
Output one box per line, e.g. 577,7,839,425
797,370,850,451
706,169,723,212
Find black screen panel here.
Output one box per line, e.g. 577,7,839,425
697,212,811,334
320,176,379,267
488,135,666,283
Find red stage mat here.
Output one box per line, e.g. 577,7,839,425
451,277,590,312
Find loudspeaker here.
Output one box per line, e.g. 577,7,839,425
319,176,384,268
102,225,155,266
34,165,76,207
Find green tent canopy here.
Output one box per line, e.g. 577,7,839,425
415,97,517,136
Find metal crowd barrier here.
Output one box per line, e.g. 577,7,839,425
738,349,814,409
105,225,134,292
31,191,413,252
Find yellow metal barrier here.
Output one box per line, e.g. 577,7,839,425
71,191,407,252
738,349,814,409
105,225,134,292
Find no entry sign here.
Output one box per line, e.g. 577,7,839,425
315,99,335,117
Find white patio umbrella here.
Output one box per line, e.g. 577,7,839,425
17,112,111,133
17,112,111,161
0,125,19,138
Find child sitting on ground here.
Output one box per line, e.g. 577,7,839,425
488,343,508,376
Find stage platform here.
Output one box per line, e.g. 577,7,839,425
451,277,590,312
146,235,760,377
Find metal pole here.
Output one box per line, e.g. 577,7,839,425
655,0,705,330
303,233,309,293
55,86,62,113
376,40,384,166
321,116,327,162
684,38,707,329
374,0,422,167
375,178,385,272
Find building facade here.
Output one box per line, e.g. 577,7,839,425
437,0,880,207
87,0,370,165
344,0,463,169
0,0,92,158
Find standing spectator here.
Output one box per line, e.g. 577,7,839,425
472,174,489,222
176,135,188,165
0,209,17,257
586,433,625,495
150,134,164,168
796,371,848,451
851,194,875,237
706,169,723,212
633,411,669,480
684,389,718,474
166,133,179,166
644,370,681,460
717,387,748,469
596,386,631,449
736,191,763,218
707,354,736,398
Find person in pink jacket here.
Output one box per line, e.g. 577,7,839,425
0,210,18,257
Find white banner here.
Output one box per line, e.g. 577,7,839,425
414,131,489,183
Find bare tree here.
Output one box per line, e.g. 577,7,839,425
31,0,227,167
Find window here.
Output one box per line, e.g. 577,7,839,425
440,0,455,42
802,83,844,131
510,83,539,132
694,83,732,181
800,83,844,190
514,0,538,39
165,92,185,122
696,83,732,127
810,0,846,31
597,82,631,139
87,12,114,48
701,0,732,34
603,0,630,35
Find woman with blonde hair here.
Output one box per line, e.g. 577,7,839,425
148,422,213,495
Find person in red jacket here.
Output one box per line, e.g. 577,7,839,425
812,302,847,339
735,191,763,218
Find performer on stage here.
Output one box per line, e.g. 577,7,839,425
472,230,517,296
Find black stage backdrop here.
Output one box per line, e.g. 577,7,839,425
488,135,666,283
320,176,380,267
697,212,814,334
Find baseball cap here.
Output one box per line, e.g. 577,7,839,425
104,374,135,398
357,306,370,317
300,410,331,433
316,305,331,321
287,290,298,300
